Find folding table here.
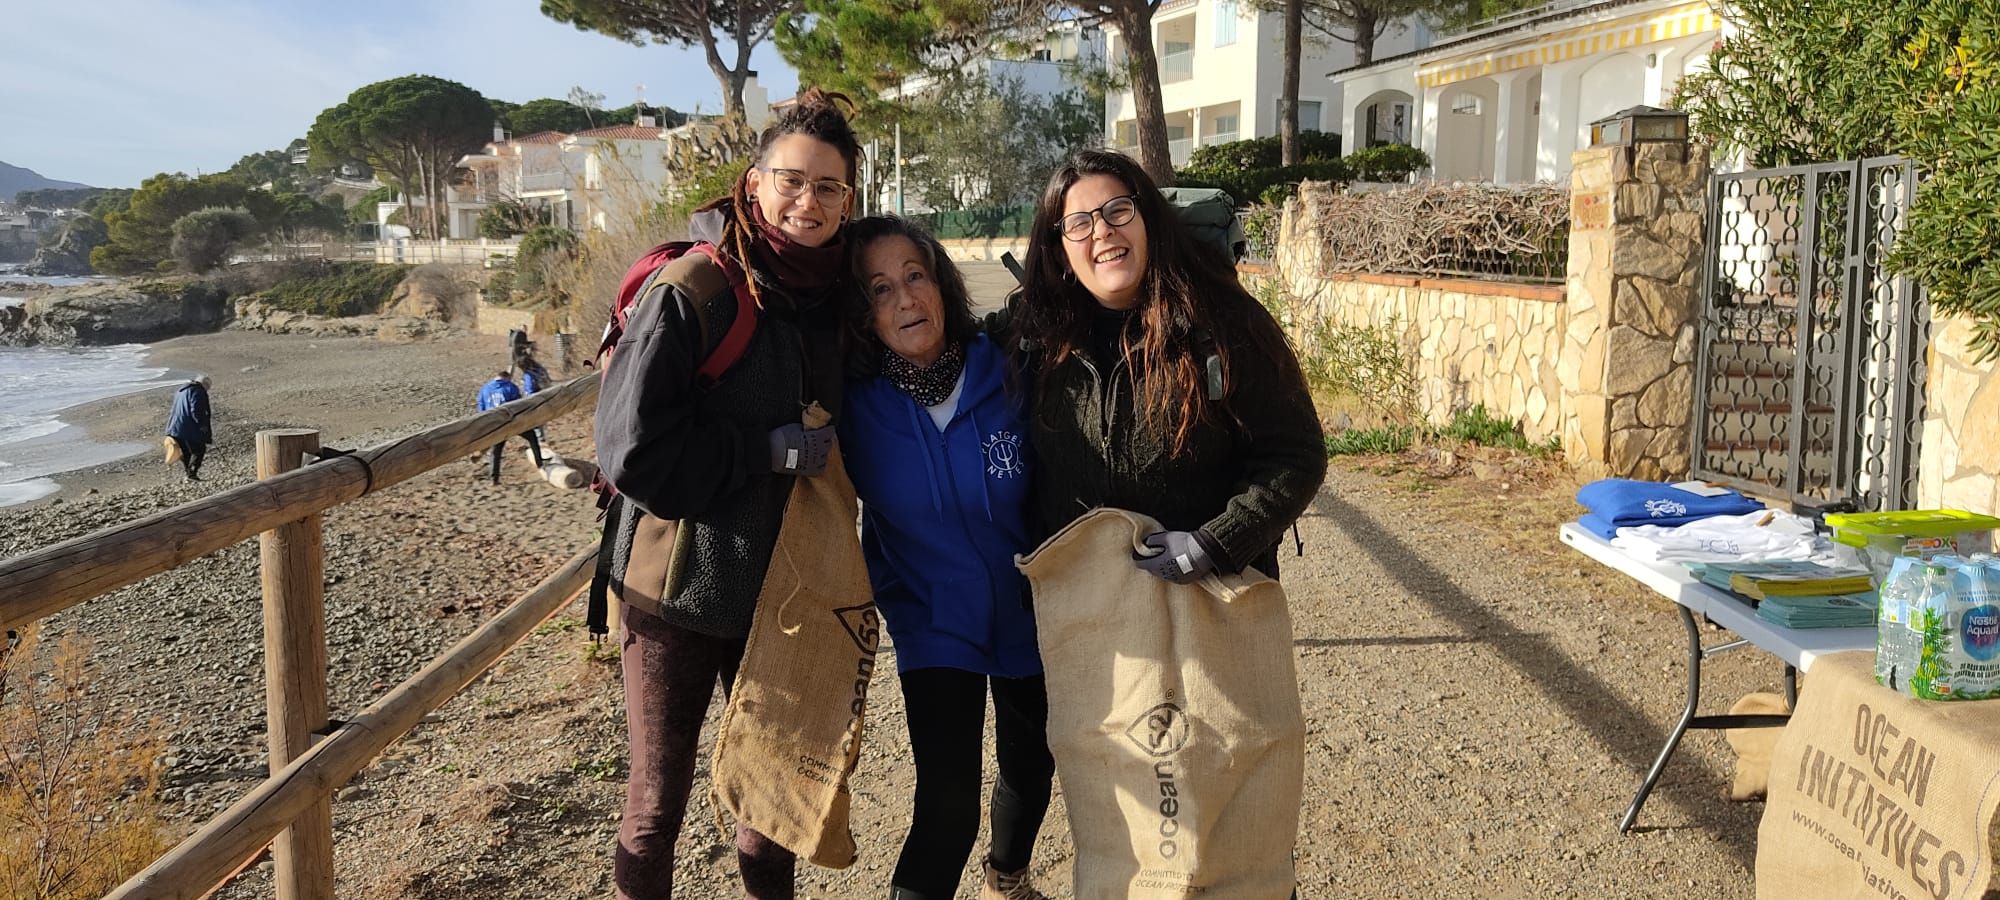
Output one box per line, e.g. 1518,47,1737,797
1558,522,1876,832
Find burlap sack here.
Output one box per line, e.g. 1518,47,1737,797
1017,507,1304,899
1723,691,1791,801
1758,651,2000,899
163,436,182,465
710,404,879,869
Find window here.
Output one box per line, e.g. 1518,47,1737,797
1214,0,1237,46
1275,99,1323,132
1212,114,1239,138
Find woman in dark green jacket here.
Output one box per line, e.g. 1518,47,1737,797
1011,149,1325,582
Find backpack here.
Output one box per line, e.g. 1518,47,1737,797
587,240,759,637
1160,187,1247,264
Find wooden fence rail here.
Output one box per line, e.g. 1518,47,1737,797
0,373,597,633
104,546,598,899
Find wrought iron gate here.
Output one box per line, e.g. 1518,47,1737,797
1690,156,1929,513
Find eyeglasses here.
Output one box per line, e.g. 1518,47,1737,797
759,167,853,204
1057,194,1139,242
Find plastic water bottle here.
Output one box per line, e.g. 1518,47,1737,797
1876,557,1923,691
1908,562,1956,699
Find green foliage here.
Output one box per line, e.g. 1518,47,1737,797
910,206,1035,240
502,98,599,134
661,160,742,224
169,207,260,272
477,200,550,239
1325,426,1418,456
90,173,266,275
540,0,788,119
1347,143,1429,182
1175,159,1352,209
255,261,409,317
80,190,134,219
1437,404,1535,450
1186,132,1343,172
307,75,493,238
11,187,105,210
349,185,395,226
1243,203,1282,259
519,225,579,263
1677,0,2000,358
269,192,345,240
897,75,1102,210
776,0,992,100
225,143,316,194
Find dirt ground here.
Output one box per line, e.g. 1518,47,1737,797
4,323,1789,899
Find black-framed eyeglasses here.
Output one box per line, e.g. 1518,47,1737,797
1057,194,1139,241
760,167,853,204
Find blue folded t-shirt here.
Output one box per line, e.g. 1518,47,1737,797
1576,478,1764,533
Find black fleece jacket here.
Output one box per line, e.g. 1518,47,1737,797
594,209,844,637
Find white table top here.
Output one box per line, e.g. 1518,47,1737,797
1560,522,1876,671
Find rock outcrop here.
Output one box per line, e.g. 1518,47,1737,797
0,279,230,346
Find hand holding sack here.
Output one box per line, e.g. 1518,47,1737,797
710,403,879,868
1018,508,1304,899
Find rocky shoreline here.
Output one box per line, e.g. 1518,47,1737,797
0,278,232,347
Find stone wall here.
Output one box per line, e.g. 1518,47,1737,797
1264,262,1568,440
1918,315,2000,516
1560,142,1709,480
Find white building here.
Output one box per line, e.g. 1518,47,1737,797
1331,0,1720,183
1103,0,1435,166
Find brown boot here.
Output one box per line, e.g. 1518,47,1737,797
980,861,1046,900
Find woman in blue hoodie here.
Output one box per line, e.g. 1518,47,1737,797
838,217,1052,900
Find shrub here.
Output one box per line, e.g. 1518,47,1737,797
169,206,260,272
1243,204,1282,261
1175,159,1352,208
1325,426,1419,456
0,628,168,898
255,260,410,317
477,200,549,239
1185,132,1344,171
1348,144,1431,183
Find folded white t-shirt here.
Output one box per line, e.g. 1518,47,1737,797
1611,510,1829,564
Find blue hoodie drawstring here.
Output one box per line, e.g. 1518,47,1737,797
906,400,945,517
969,408,994,523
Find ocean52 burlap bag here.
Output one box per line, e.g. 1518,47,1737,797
1018,507,1305,898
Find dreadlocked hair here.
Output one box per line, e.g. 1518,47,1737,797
1014,149,1296,455
693,87,863,308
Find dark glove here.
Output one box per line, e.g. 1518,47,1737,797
767,423,833,476
1134,530,1217,584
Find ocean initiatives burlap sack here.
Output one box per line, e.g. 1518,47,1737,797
710,404,880,869
1757,651,2000,899
1017,507,1304,899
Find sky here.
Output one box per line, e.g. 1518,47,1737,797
0,0,799,189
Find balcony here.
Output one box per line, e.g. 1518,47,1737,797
518,172,570,193
1207,131,1240,146
1161,49,1193,83
1169,138,1193,167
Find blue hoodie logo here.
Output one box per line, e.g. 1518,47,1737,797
984,430,1024,479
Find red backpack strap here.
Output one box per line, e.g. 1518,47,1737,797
688,243,757,388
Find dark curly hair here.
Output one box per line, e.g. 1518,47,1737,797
695,87,864,305
841,215,979,372
1013,149,1295,453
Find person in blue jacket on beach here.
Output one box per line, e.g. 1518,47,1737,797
837,216,1052,900
476,369,545,485
164,374,213,481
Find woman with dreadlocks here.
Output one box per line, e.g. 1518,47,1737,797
594,87,862,900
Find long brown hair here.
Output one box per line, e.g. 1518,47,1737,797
694,87,863,306
1014,149,1293,453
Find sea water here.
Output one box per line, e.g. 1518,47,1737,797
0,342,172,507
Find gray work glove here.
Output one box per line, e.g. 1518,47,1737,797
1134,530,1217,585
767,423,833,476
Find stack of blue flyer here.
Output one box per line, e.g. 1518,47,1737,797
1686,560,1879,629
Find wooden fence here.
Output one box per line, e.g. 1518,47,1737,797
0,373,599,899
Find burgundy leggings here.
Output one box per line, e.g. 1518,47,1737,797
616,607,796,899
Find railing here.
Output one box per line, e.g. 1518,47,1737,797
517,172,571,192
0,376,600,899
1207,131,1240,146
1161,49,1193,82
1169,138,1194,167
379,237,520,265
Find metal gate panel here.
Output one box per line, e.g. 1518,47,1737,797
1690,157,1926,512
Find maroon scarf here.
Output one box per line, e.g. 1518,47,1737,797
748,202,845,293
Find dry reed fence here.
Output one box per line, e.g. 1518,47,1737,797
1309,182,1571,283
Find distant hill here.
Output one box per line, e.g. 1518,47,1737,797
1,161,92,202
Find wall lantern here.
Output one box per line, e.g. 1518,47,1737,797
1589,105,1689,150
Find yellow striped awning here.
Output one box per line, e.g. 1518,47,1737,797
1416,1,1721,89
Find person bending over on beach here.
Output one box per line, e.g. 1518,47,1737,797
593,87,861,900
514,342,553,443
475,369,545,485
164,374,213,481
837,216,1053,900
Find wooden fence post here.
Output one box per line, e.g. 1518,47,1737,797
255,429,335,899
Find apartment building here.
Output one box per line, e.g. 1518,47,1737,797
1103,0,1434,166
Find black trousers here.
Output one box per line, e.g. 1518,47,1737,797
487,431,545,482
173,438,206,479
891,668,1055,898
